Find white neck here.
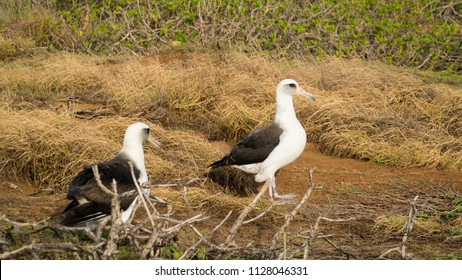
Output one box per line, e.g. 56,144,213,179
273,92,298,128
121,140,148,184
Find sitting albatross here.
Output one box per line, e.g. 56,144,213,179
209,79,316,199
61,122,160,227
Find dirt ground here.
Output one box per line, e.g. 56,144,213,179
1,142,461,259
206,142,462,259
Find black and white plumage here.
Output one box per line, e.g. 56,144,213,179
61,122,160,227
209,79,316,199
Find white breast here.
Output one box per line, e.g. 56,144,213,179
255,121,306,182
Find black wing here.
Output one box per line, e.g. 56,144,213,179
62,155,140,226
209,123,283,168
61,200,110,226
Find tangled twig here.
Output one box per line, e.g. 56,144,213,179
379,195,419,260
222,180,270,246
271,167,317,250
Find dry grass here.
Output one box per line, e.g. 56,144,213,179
0,49,461,260
0,108,117,188
1,51,461,175
373,215,442,236
0,51,314,139
1,50,462,191
304,59,462,169
0,35,36,61
0,107,220,190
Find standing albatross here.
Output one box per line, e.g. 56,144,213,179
61,122,160,227
209,79,316,199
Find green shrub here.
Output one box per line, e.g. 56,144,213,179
1,0,461,73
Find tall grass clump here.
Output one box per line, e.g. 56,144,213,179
0,106,221,189
0,108,119,188
1,51,461,176
0,51,312,140
303,58,462,170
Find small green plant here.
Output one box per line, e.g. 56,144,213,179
76,231,93,242
339,184,362,194
195,246,208,260
118,246,140,260
441,198,462,220
450,226,462,236
417,213,430,220
452,198,462,206
161,243,183,260
442,253,461,260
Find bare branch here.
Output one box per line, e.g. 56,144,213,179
102,179,122,259
49,224,98,243
91,165,115,197
180,210,233,260
140,225,161,259
0,242,99,260
242,202,275,224
379,196,419,260
128,161,155,229
222,179,270,246
400,195,418,259
183,185,190,207
163,214,208,234
271,167,317,250
303,216,355,259
0,214,48,228
322,236,355,259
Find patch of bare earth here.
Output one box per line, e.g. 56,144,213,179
2,143,460,259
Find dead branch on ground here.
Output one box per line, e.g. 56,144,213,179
222,180,270,246
378,196,419,260
180,210,233,260
303,216,355,260
1,165,364,260
0,242,102,260
0,168,208,260
271,167,317,250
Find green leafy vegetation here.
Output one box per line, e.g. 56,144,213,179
161,243,183,260
1,0,461,72
443,198,462,220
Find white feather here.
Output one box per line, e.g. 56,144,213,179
120,122,149,184
254,79,308,183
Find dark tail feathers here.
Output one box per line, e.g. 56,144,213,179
208,154,231,168
61,200,108,227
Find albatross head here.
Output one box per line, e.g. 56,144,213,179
276,79,316,101
121,122,160,185
123,122,161,150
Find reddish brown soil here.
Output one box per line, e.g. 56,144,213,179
281,144,462,195
206,142,462,259
1,144,461,259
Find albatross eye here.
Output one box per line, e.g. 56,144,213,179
144,128,150,134
288,83,296,88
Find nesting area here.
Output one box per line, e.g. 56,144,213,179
1,50,461,260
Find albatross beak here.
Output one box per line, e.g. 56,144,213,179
296,87,316,101
148,135,161,149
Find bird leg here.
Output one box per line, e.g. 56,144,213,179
267,179,274,199
271,175,297,200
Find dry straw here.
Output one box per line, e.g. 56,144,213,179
1,51,461,193
303,58,462,170
0,108,220,190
